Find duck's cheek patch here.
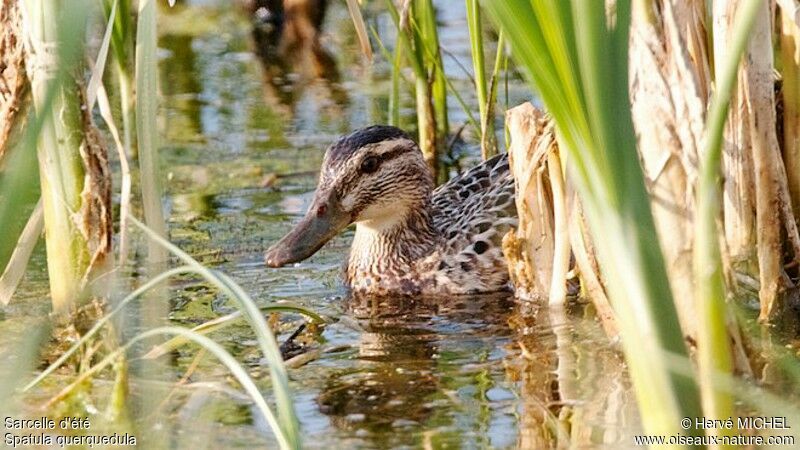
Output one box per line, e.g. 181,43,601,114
341,193,356,211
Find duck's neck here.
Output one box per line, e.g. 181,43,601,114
347,202,438,275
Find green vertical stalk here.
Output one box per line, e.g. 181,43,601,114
385,0,438,176
415,0,447,180
486,31,503,152
135,0,167,263
389,38,403,127
134,0,168,445
695,0,762,439
466,0,496,158
117,65,135,158
24,0,94,314
105,0,135,158
414,75,437,174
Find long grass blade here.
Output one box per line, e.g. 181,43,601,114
135,0,167,264
129,215,300,448
694,0,764,434
0,200,43,305
23,265,193,391
87,0,117,109
23,258,322,393
142,304,324,360
345,0,373,60
48,327,294,450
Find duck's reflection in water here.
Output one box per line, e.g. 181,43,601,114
317,294,515,439
242,0,346,111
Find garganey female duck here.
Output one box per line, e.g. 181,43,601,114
265,125,517,295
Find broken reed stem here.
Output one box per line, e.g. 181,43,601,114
568,199,618,338
504,103,578,308
547,149,569,306
742,2,784,322
0,0,28,159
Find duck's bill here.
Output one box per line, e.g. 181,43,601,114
264,198,350,267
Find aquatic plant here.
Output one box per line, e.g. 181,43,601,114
382,0,448,181
465,0,503,159
20,0,113,314
0,1,311,448
483,0,701,439
485,0,800,445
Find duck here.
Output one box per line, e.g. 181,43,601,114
264,125,518,295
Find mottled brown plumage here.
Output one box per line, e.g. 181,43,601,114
265,125,517,295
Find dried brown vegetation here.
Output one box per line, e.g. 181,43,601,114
0,0,28,157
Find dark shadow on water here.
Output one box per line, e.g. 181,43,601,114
243,0,348,112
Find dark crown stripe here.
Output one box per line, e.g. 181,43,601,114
327,125,413,166
344,125,411,149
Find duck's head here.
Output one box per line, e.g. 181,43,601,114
265,125,433,267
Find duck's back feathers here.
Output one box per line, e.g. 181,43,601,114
427,153,517,293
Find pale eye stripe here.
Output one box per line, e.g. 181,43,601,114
372,138,415,155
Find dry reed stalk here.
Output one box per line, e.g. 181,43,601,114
778,0,800,29
415,81,437,175
781,3,800,217
503,103,558,301
568,201,618,338
547,148,569,306
0,0,28,158
504,103,619,333
714,0,758,272
629,0,711,342
740,2,784,321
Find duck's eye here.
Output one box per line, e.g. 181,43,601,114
360,156,379,174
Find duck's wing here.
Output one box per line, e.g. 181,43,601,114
429,153,517,292
432,153,517,240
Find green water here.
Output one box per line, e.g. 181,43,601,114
1,1,640,448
